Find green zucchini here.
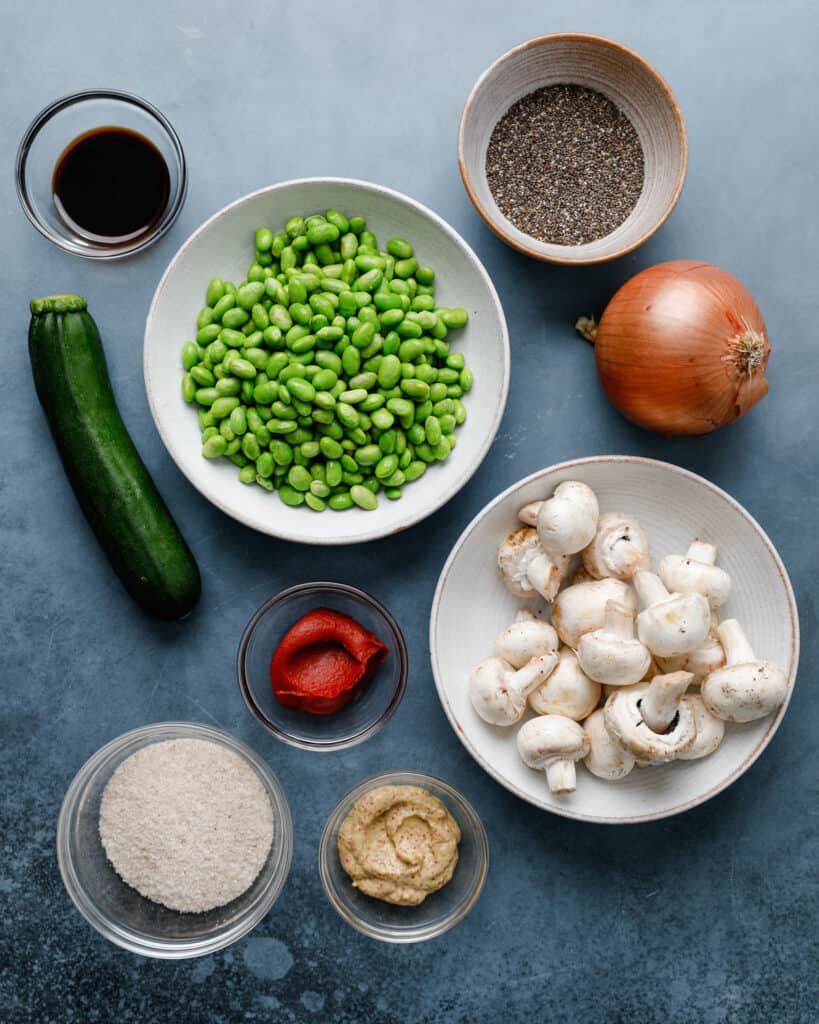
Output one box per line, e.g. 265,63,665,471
28,294,201,619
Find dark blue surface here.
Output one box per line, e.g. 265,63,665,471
2,2,817,1021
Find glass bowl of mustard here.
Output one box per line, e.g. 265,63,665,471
237,582,409,752
319,771,489,943
16,89,186,259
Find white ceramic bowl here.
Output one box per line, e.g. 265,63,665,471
459,34,687,265
144,178,509,544
430,456,799,824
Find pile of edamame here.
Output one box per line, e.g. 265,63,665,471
181,209,472,511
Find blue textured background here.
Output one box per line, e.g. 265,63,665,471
2,1,817,1021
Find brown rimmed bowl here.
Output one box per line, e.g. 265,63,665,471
458,33,688,265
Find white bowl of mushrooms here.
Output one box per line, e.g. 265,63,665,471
430,456,799,823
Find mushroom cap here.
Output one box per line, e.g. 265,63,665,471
496,527,568,601
700,661,788,723
577,629,651,686
528,647,601,719
604,683,697,763
536,480,599,556
676,695,725,759
582,513,651,581
495,617,558,669
551,578,637,650
497,528,544,598
636,591,711,657
583,708,636,780
658,553,731,608
516,715,589,769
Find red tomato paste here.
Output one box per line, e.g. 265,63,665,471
270,608,388,714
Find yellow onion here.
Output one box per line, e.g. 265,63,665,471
577,261,770,436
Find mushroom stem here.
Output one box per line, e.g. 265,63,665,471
603,600,637,640
509,654,559,701
633,570,670,607
717,619,756,665
687,540,717,565
545,759,577,794
640,671,695,732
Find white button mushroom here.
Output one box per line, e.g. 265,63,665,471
497,527,570,602
576,600,652,686
700,619,788,722
528,646,601,720
658,540,731,609
676,695,726,760
551,577,637,650
656,613,725,680
583,708,636,780
604,679,697,764
470,654,559,726
516,715,590,794
494,610,558,669
633,570,711,658
534,480,599,556
582,512,651,581
637,670,695,733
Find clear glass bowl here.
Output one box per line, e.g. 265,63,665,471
56,722,292,959
16,89,186,259
237,582,408,752
318,771,489,943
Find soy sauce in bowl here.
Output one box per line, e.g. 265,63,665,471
52,126,170,243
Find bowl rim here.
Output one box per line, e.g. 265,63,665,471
236,581,409,752
317,769,489,943
429,455,800,824
15,87,187,260
143,176,510,544
457,32,689,266
56,720,293,958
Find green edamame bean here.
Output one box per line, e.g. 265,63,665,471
386,238,413,259
231,358,256,380
255,227,273,252
410,294,435,311
303,493,325,511
397,339,424,363
256,452,274,478
460,367,474,392
221,307,250,330
182,374,196,402
355,268,382,292
407,423,425,445
251,303,270,330
425,416,442,446
267,440,291,467
400,379,430,401
314,391,336,411
386,397,414,418
442,307,469,328
215,377,241,397
341,346,361,376
190,365,214,387
287,465,312,492
312,368,338,391
429,382,448,402
241,433,261,461
404,460,426,482
202,435,227,459
238,464,257,484
251,381,277,404
195,387,219,406
415,266,435,285
206,278,225,306
354,444,381,467
393,257,418,279
328,492,353,510
437,367,459,384
374,291,402,311
375,454,399,480
272,401,296,420
337,291,357,318
181,341,200,370
336,402,360,428
318,436,341,460
229,406,247,435
325,208,349,233
196,324,221,345
377,354,402,389
305,222,339,246
286,378,316,403
338,388,368,405
207,340,228,365
395,318,422,339
197,306,215,330
277,485,304,506
350,485,377,510
210,396,238,420
453,399,467,425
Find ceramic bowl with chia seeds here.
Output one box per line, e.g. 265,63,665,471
458,33,687,265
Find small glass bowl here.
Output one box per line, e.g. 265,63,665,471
237,582,408,752
16,89,186,259
318,771,489,943
56,721,293,959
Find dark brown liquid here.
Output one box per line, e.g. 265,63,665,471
52,126,170,242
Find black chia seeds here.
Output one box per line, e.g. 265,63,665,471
485,84,645,246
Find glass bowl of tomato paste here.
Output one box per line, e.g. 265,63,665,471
237,582,408,751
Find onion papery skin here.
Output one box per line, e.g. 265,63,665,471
593,261,770,436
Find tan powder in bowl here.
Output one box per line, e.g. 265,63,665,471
99,738,274,913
